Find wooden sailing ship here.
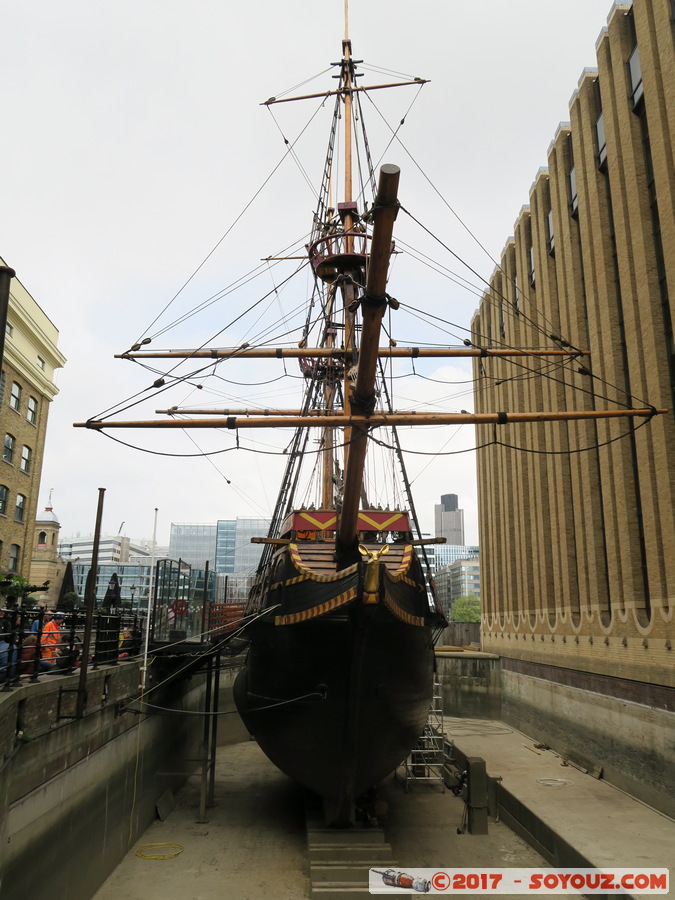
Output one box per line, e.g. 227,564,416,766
75,24,665,826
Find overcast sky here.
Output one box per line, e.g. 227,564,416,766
2,0,617,547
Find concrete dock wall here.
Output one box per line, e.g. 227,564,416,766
500,666,675,820
435,651,675,819
436,651,502,720
0,662,244,900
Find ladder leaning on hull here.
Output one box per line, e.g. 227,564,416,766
403,671,446,792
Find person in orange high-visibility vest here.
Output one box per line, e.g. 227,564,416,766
40,611,65,665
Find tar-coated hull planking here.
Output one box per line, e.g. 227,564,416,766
234,528,442,825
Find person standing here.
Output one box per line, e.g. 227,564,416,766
40,611,65,666
31,608,52,633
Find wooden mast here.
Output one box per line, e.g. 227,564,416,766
338,164,400,555
340,28,356,477
321,283,337,508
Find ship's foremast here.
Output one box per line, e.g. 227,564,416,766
337,163,400,555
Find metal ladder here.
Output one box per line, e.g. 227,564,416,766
403,672,446,791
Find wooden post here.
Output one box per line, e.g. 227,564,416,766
198,655,213,823
208,650,221,808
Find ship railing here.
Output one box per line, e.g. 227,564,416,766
307,230,371,283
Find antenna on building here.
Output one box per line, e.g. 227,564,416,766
118,521,125,534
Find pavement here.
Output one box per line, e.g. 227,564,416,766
92,719,674,900
439,716,674,898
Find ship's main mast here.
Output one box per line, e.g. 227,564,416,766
308,26,402,555
338,32,357,498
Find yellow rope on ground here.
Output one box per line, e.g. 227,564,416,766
131,842,185,860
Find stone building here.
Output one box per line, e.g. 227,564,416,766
0,262,65,578
471,0,674,815
29,502,66,608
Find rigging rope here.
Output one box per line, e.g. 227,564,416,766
133,101,329,345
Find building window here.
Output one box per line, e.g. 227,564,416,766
15,494,26,523
569,165,579,218
625,10,643,109
38,531,47,546
528,246,536,287
592,79,608,171
595,112,607,168
37,356,45,370
547,209,555,255
27,396,38,425
8,544,20,572
9,382,21,411
20,445,31,474
0,485,7,516
3,433,15,464
5,322,13,337
628,45,643,108
512,273,519,315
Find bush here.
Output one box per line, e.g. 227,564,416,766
60,592,82,611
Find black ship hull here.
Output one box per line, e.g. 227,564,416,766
234,540,439,825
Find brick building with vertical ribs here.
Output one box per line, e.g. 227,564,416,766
471,0,674,815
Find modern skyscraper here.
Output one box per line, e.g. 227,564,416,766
434,493,465,545
170,518,270,575
168,523,217,570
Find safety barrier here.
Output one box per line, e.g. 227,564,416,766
0,605,145,689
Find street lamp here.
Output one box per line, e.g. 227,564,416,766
130,585,136,608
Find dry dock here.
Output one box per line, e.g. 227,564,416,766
93,717,675,900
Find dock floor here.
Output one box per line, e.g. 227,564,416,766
92,719,673,900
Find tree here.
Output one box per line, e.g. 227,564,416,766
0,576,46,607
450,594,481,623
60,591,81,611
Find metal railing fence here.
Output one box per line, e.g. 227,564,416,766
0,605,145,690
